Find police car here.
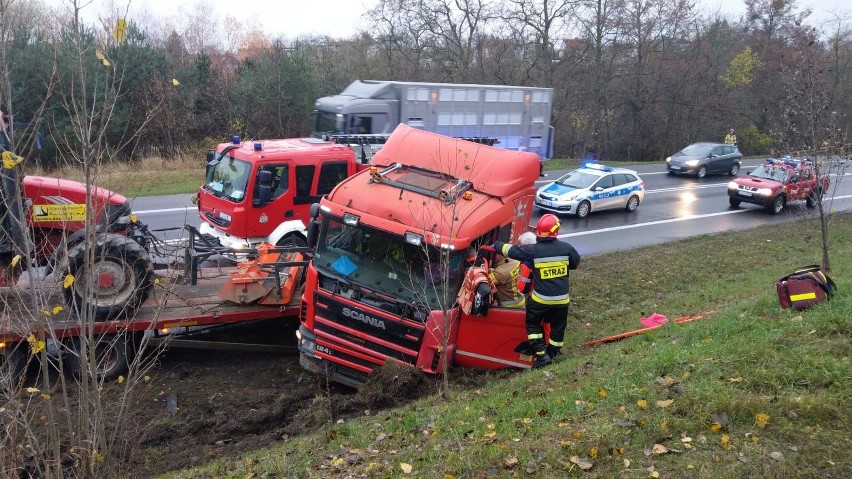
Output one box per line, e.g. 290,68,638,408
534,163,645,218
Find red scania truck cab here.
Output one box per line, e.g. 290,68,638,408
297,125,542,387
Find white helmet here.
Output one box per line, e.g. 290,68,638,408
519,231,537,245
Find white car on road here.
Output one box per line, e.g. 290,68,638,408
534,163,646,218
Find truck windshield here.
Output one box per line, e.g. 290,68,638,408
314,216,466,310
750,165,789,182
203,155,252,202
312,110,343,137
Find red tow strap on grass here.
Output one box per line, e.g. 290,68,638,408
582,311,716,347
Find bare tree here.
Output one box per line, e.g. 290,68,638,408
1,2,172,477
775,24,848,272
502,0,575,85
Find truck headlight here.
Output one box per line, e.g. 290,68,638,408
298,335,316,354
756,188,773,196
727,182,738,190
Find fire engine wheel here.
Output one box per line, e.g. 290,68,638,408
625,195,640,212
769,195,785,215
63,233,153,322
576,201,591,218
67,334,134,382
696,166,708,179
729,197,741,208
277,233,307,248
1,342,28,385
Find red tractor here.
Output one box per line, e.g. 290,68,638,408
0,151,152,322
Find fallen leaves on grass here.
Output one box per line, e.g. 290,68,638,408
400,462,413,474
637,399,648,409
755,413,770,429
710,412,729,432
656,399,674,408
569,456,594,470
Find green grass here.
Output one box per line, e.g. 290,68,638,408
161,213,851,479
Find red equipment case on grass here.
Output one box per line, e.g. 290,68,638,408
776,265,836,310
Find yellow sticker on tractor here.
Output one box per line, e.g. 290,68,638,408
32,204,87,222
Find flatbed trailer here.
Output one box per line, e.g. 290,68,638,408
1,243,307,382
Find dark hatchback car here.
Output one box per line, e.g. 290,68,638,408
666,142,742,178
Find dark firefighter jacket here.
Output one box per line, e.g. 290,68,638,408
494,237,580,305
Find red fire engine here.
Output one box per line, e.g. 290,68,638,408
195,136,370,250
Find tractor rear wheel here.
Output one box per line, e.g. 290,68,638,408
63,234,153,322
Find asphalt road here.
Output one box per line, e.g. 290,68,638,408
128,159,852,257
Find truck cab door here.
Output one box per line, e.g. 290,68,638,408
454,307,534,369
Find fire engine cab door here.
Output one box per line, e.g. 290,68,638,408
453,308,533,370
247,163,290,238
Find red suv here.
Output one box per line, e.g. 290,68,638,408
727,158,829,214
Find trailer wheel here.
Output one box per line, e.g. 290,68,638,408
67,334,134,382
63,233,153,322
1,342,28,386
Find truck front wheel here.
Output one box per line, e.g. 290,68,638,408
768,195,785,215
63,234,153,322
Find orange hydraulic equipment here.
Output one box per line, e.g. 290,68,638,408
218,244,304,305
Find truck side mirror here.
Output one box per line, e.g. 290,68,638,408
205,149,216,178
307,203,321,248
254,170,273,206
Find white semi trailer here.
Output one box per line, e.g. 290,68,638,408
312,80,554,163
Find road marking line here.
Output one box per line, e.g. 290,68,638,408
135,206,194,215
559,194,852,239
559,210,750,238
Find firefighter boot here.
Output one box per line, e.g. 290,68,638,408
533,352,554,368
546,346,561,359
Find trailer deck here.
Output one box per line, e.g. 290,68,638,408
1,265,302,344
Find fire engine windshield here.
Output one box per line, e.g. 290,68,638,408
312,110,343,137
204,155,252,201
314,216,466,310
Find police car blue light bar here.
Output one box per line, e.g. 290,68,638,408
583,163,613,172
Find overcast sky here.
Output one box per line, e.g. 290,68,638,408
44,0,850,40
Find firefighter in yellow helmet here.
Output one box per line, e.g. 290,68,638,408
724,128,737,146
493,214,581,367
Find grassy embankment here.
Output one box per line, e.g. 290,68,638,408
162,213,851,479
47,155,206,197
